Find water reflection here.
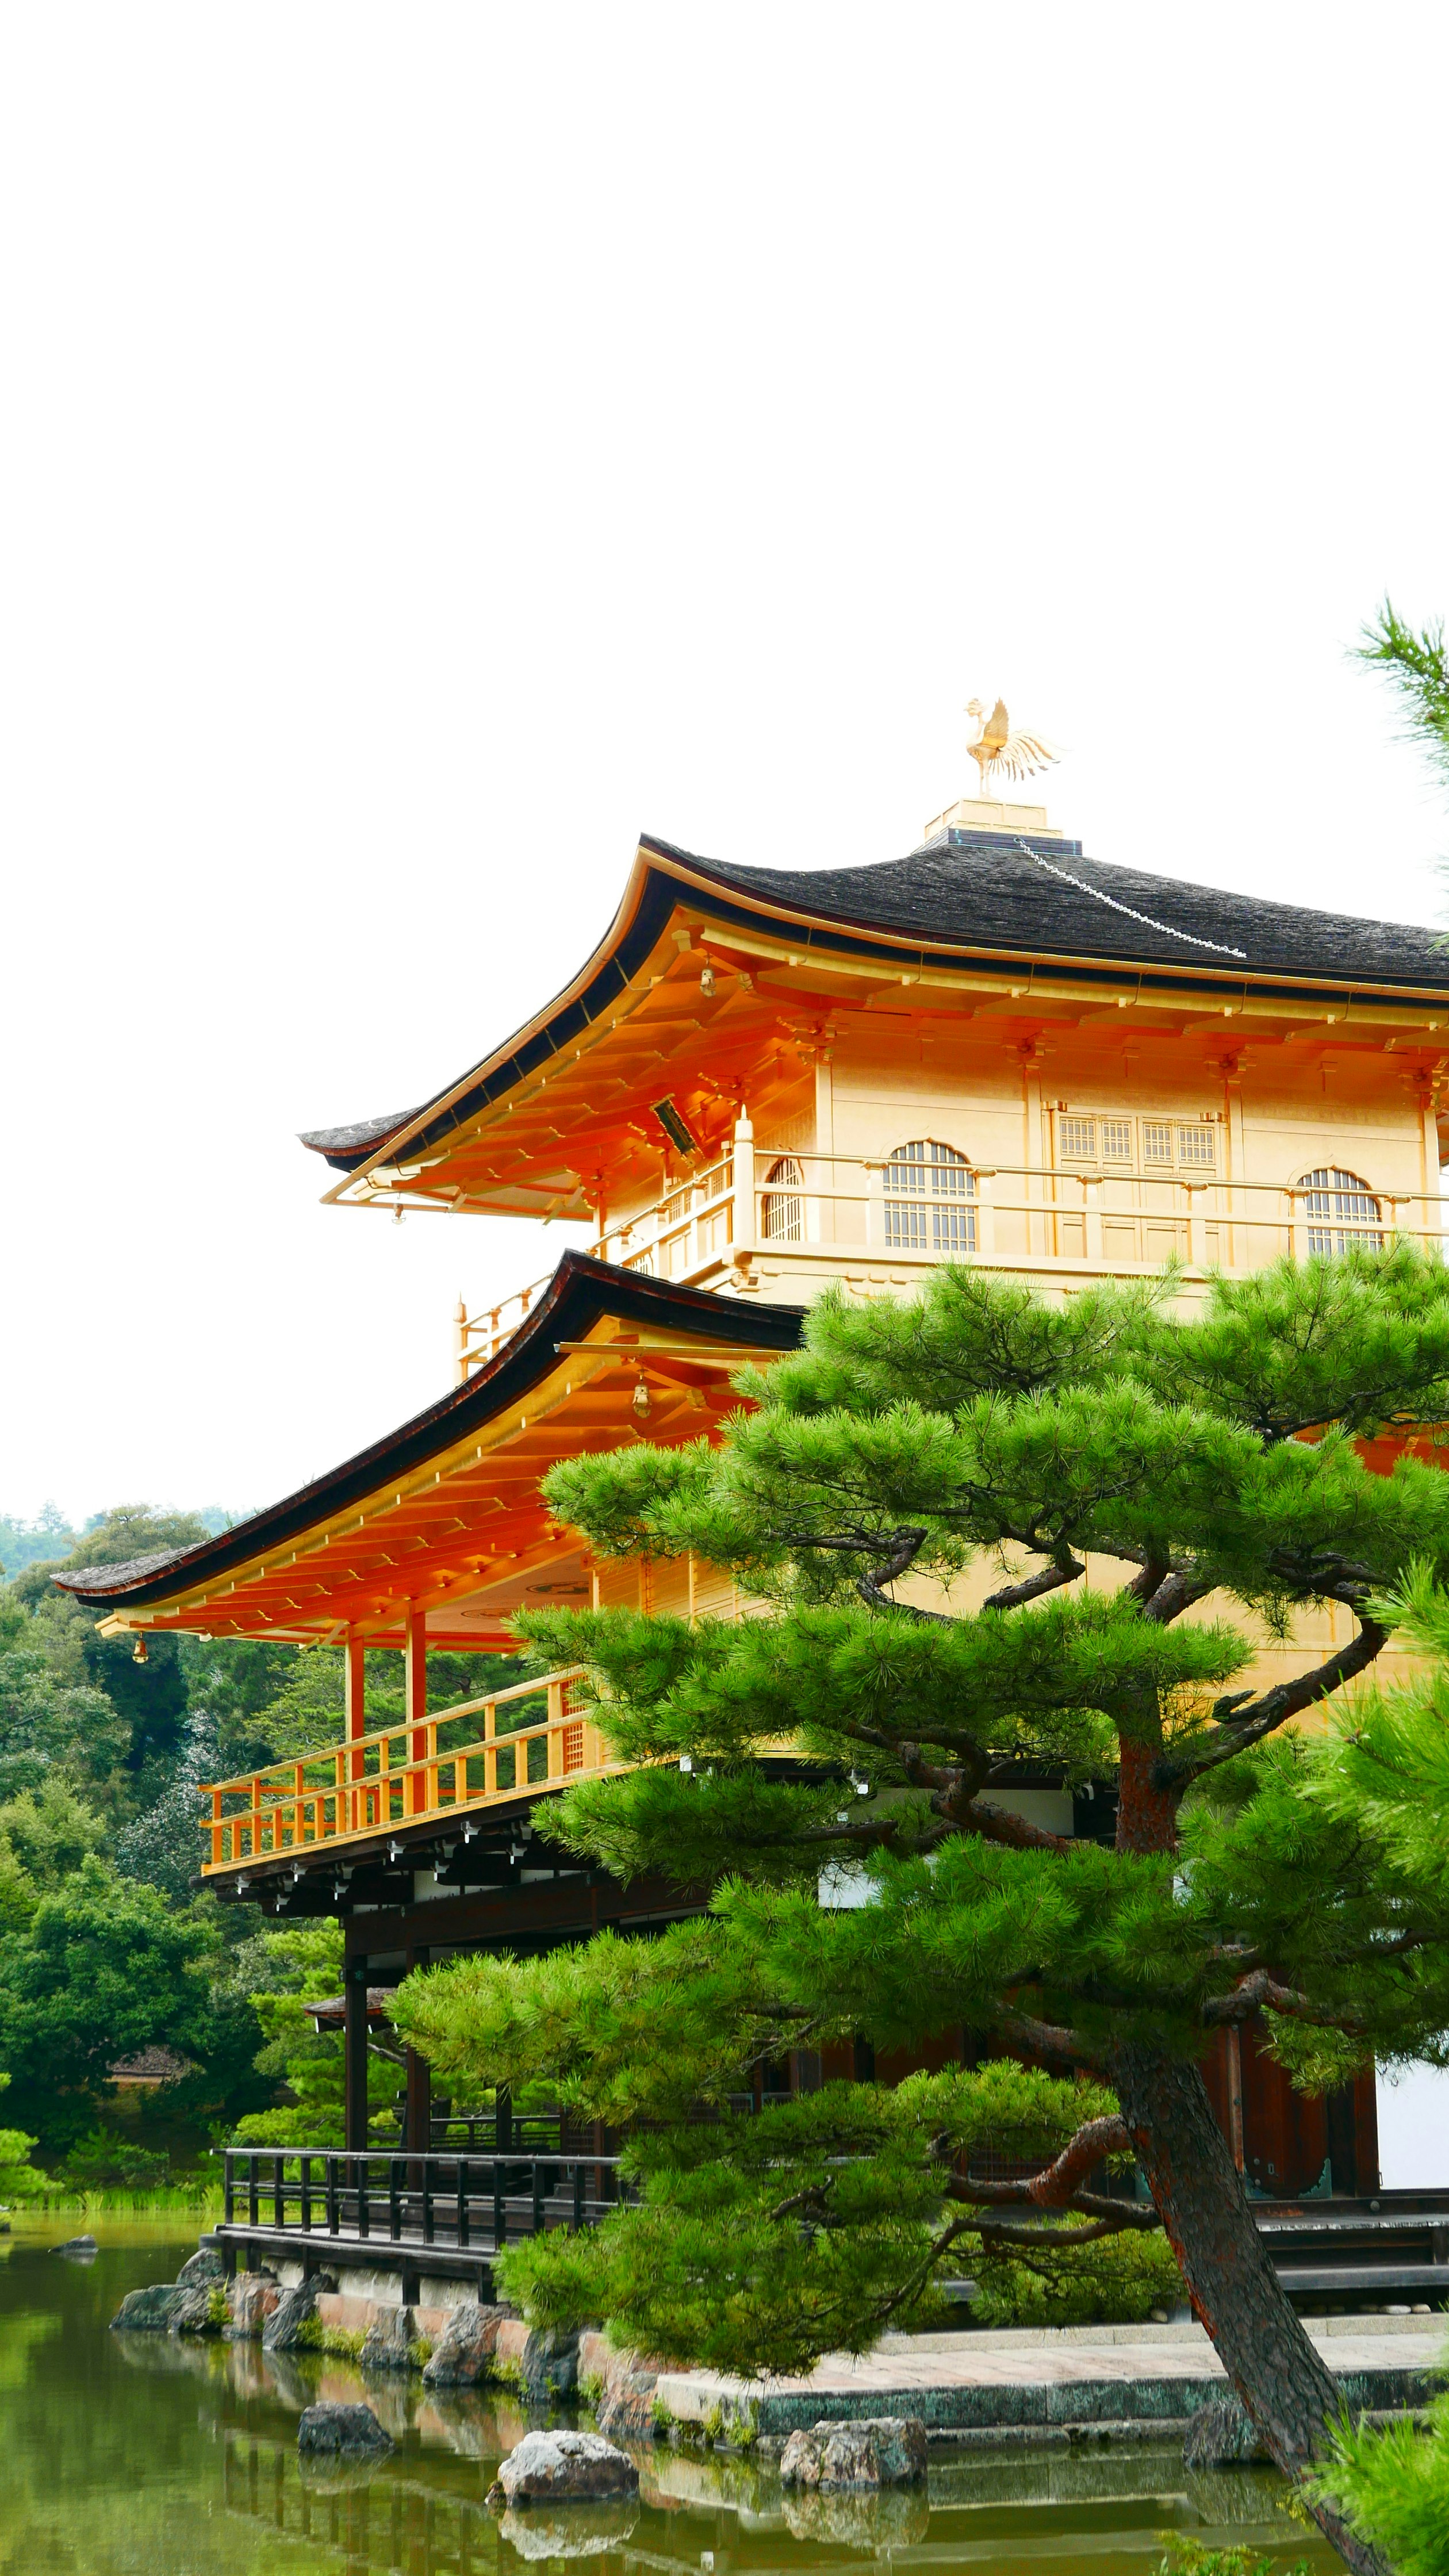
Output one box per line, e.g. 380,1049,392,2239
0,2225,1342,2576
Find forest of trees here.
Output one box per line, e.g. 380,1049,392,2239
0,1502,515,2189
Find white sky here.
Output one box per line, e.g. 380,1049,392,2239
4,5,1449,1527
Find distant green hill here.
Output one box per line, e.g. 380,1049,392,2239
0,1505,79,1578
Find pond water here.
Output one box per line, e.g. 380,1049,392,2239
0,2220,1343,2575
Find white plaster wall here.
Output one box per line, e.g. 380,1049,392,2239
1376,2063,1449,2188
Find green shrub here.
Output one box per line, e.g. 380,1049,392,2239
59,2128,169,2191
1306,2391,1449,2576
971,2224,1183,2329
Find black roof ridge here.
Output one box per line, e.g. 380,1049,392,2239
55,1253,803,1612
649,829,1447,963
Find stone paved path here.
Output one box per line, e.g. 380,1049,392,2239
651,2318,1445,2437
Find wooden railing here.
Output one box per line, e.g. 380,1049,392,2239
200,1667,607,1870
220,2145,632,2249
456,1126,1447,1372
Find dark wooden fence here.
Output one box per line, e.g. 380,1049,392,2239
221,2145,631,2252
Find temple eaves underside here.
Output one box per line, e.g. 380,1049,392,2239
55,1254,803,1649
294,827,1449,1226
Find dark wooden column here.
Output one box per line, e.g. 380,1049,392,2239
345,1953,370,2152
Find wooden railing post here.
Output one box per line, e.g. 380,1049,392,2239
973,1170,996,1259
1186,1183,1208,1271
732,1110,756,1251
405,1606,427,1815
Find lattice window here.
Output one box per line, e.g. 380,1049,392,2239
1178,1124,1216,1167
1300,1167,1383,1256
1142,1121,1174,1164
762,1155,803,1242
562,1721,586,1773
1059,1115,1095,1160
884,1139,976,1253
1099,1118,1133,1162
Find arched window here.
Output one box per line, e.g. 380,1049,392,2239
1298,1167,1383,1256
762,1154,804,1243
884,1139,976,1254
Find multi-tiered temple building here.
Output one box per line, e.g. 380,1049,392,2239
64,786,1449,2227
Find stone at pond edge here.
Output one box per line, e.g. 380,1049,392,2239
779,2418,929,2490
111,2283,189,2333
225,2269,279,2339
595,2365,659,2444
170,2283,223,2337
54,2234,98,2253
360,2304,416,2373
421,2301,512,2388
175,2247,225,2287
262,2271,338,2351
522,2326,580,2403
1183,2394,1270,2467
494,2430,641,2505
297,2404,393,2457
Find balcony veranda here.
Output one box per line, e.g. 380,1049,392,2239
455,1128,1444,1374
200,1667,604,1873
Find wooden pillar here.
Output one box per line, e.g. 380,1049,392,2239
404,1605,427,1816
345,1629,367,1787
344,1952,370,2152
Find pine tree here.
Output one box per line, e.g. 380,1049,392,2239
394,1251,1449,2576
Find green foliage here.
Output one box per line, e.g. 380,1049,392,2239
491,2063,1151,2372
228,1920,400,2149
0,1505,79,1582
0,1592,126,1805
397,1253,1449,2395
1358,596,1449,797
0,1509,513,2162
0,1856,236,2148
1309,2390,1449,2576
0,2073,44,2202
969,2225,1181,2329
58,2128,170,2191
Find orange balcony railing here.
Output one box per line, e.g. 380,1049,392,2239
199,1666,611,1871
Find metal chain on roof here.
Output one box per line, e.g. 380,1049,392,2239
1014,838,1248,961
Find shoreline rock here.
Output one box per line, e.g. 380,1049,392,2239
779,2417,929,2490
421,2300,512,2389
492,2430,640,2507
297,2403,393,2458
263,2270,339,2351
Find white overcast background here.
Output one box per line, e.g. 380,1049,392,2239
4,4,1449,1524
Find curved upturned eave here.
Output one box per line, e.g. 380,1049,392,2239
298,833,1449,1183
52,1251,803,1617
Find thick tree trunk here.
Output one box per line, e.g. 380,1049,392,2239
1112,2039,1393,2576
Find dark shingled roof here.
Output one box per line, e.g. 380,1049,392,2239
62,1545,201,1594
298,1106,424,1155
660,829,1449,988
